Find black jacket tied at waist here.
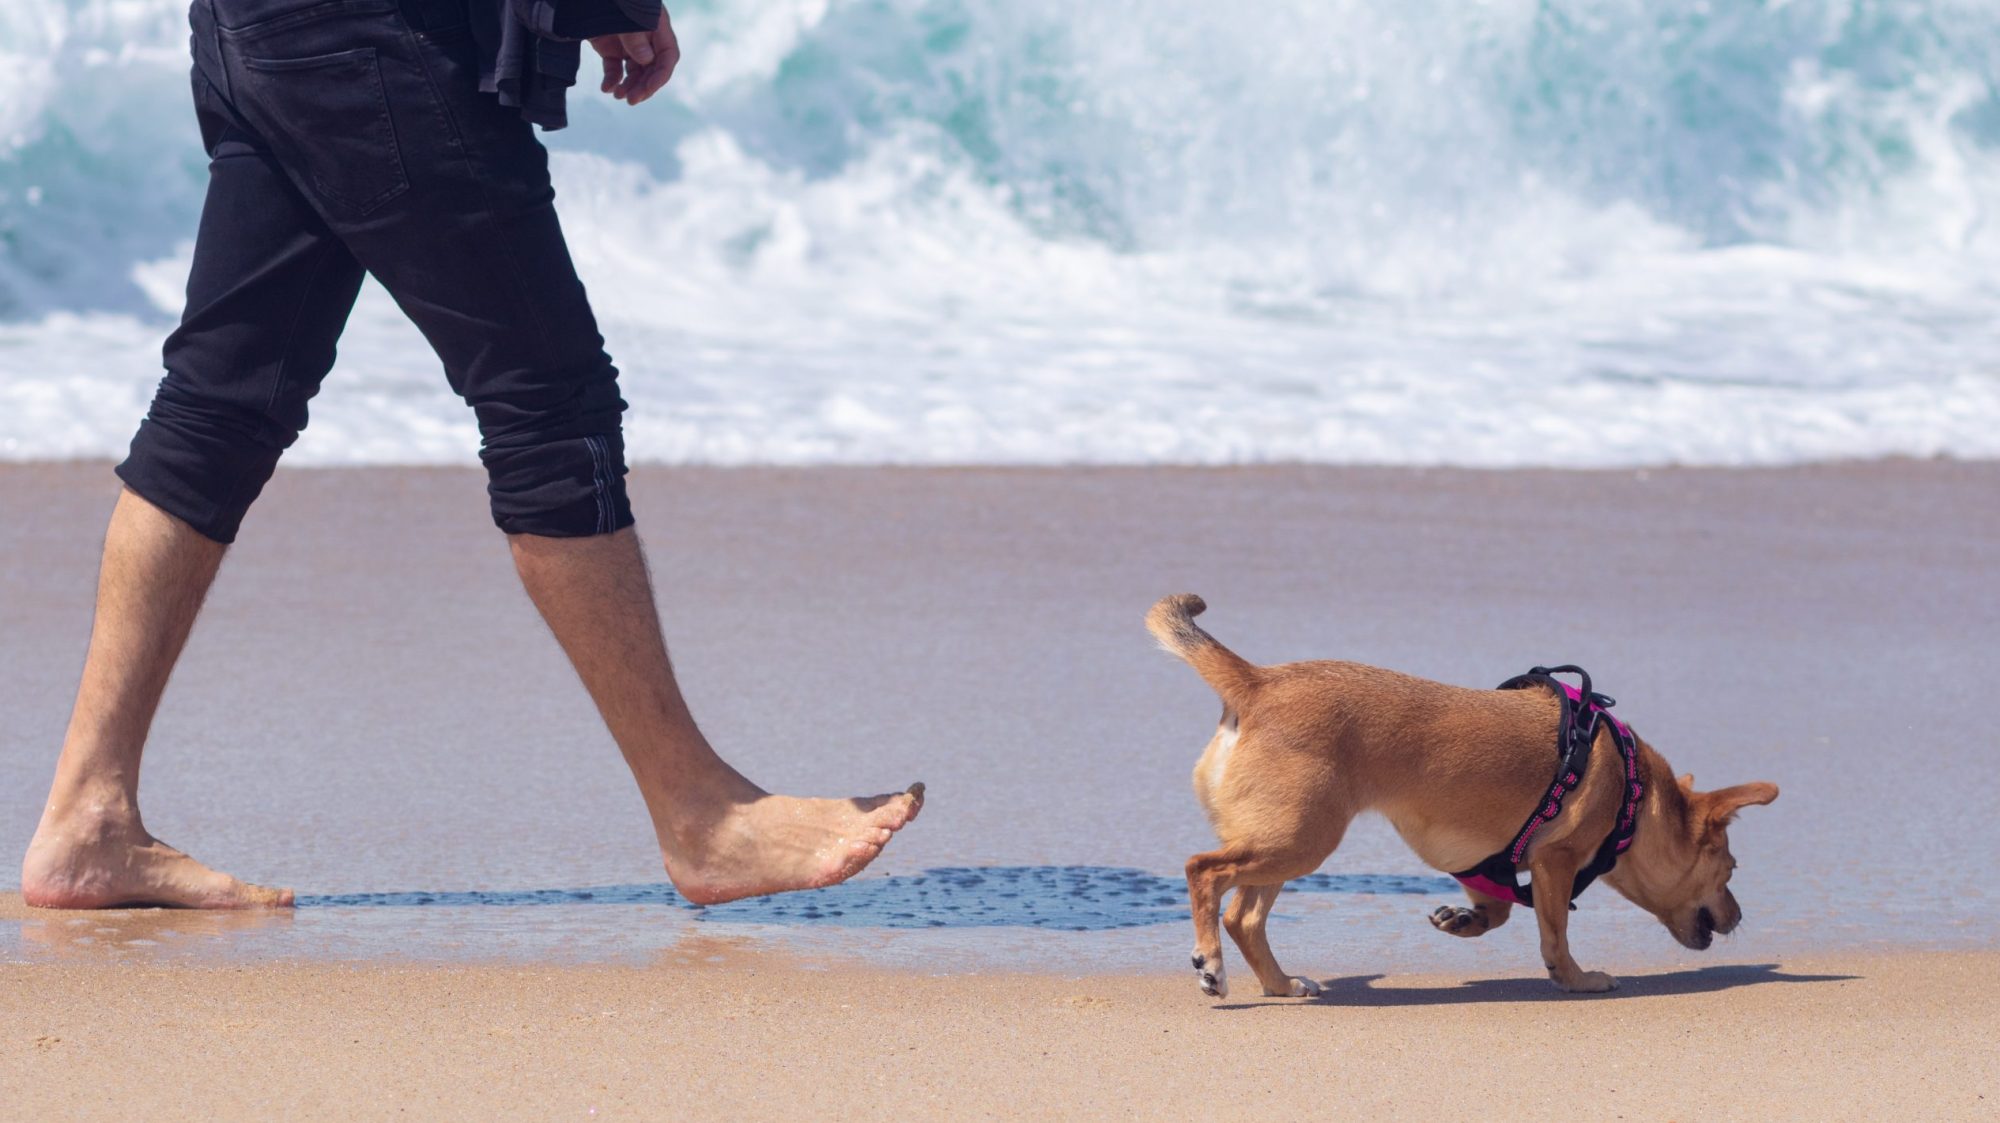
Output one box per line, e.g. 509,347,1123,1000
469,0,663,130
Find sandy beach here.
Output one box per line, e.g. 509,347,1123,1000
3,460,1996,1116
8,0,1995,1112
3,938,1994,1119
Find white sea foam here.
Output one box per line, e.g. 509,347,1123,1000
2,0,1997,465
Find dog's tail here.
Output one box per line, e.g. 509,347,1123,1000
1146,594,1261,705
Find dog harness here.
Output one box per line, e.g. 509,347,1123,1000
1450,665,1644,909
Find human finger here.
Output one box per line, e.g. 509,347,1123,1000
627,24,680,104
618,30,655,66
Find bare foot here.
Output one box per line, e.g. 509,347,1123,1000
662,782,924,906
21,812,293,910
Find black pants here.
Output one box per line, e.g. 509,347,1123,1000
119,0,632,543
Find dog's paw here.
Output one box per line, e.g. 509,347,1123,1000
1552,969,1619,994
1283,976,1322,999
1429,905,1485,937
1191,950,1229,999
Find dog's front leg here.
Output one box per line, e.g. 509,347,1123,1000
1429,886,1513,938
1525,855,1618,993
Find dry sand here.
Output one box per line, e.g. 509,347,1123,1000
2,935,1993,1120
3,461,1996,1118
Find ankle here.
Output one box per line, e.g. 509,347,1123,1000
37,780,142,836
641,757,764,818
653,788,756,853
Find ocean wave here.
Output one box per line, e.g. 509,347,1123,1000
2,0,1997,465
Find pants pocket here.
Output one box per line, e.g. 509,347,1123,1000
238,46,410,217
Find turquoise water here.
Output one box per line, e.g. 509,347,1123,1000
2,0,1999,463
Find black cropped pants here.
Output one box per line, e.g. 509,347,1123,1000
118,0,632,543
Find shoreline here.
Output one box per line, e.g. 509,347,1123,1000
4,459,1997,970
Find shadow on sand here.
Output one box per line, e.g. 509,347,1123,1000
1214,963,1858,1009
298,866,1456,932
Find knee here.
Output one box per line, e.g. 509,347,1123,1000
114,379,304,544
1186,855,1231,904
481,430,633,537
472,367,632,537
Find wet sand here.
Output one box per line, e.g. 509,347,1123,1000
4,461,1996,968
2,945,1995,1119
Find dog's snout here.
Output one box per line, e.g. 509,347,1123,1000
1693,907,1716,949
1712,890,1744,934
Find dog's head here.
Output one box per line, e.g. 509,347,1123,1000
1617,772,1779,950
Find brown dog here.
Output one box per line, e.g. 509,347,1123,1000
1148,594,1778,998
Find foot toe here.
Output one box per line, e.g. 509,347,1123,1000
846,824,893,849
194,870,293,910
859,784,924,830
1287,977,1322,998
894,783,924,825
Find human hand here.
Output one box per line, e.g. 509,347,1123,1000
589,9,679,105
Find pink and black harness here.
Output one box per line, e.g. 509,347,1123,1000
1451,666,1644,909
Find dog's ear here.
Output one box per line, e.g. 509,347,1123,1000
1677,773,1696,793
1700,782,1779,837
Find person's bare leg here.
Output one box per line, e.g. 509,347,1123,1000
21,490,293,909
510,528,922,906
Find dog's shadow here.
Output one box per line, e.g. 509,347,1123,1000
1214,963,1856,1009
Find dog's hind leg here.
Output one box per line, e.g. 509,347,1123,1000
1428,886,1514,939
1225,884,1321,998
1188,789,1350,1000
1186,846,1251,998
1187,845,1330,999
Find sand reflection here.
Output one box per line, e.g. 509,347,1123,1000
12,902,295,960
